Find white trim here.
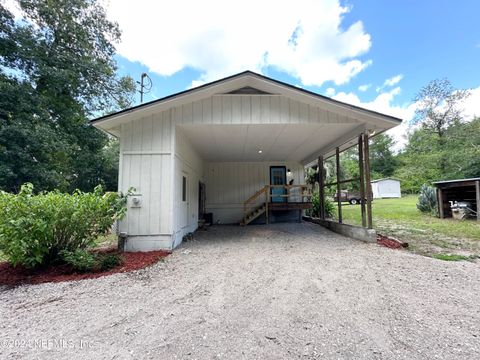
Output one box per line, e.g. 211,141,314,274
122,151,172,155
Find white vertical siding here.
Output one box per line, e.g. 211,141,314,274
172,127,204,247
118,111,173,250
116,90,363,251
173,95,355,126
204,161,305,224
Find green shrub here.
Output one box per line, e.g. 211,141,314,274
99,253,123,271
60,249,124,272
307,191,335,218
417,184,438,215
0,184,130,268
60,249,96,272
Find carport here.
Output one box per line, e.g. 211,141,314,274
92,71,402,251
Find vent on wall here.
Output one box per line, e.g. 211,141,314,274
227,87,272,95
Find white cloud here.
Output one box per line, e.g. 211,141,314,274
333,87,416,150
358,84,371,92
325,87,336,96
333,85,480,151
463,87,480,119
376,74,404,92
106,0,372,86
384,74,404,87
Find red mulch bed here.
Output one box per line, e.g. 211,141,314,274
377,234,408,249
0,248,170,286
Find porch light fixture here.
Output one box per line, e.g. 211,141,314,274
258,150,263,154
287,169,292,176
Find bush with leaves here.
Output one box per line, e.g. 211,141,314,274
307,191,335,219
60,249,123,273
0,184,130,268
417,184,438,215
60,249,97,272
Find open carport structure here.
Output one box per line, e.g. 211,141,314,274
91,71,402,251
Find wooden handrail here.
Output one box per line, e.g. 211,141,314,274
244,185,268,206
242,184,313,224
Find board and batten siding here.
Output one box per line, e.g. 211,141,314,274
118,111,174,251
204,161,305,224
117,93,342,250
172,128,204,247
172,95,357,125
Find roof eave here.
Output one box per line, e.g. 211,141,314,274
90,71,402,131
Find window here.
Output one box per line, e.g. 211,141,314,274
182,176,186,202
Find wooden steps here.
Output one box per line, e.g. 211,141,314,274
240,203,266,225
241,184,313,226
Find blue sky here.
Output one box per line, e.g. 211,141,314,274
111,0,480,145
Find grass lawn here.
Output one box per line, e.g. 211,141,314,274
337,195,480,258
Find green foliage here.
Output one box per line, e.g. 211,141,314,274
369,134,398,178
60,249,97,272
60,249,123,272
0,1,136,193
99,253,123,271
305,167,318,186
307,191,334,218
417,184,438,214
431,254,474,262
394,118,480,193
0,184,130,268
412,78,470,138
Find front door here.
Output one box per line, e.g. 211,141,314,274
270,166,287,203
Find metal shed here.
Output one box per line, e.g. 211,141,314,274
434,178,480,221
371,178,401,199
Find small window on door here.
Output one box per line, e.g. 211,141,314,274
182,176,187,202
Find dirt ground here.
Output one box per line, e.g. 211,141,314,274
1,222,479,359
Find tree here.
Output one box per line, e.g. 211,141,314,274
394,128,443,193
369,134,398,178
412,78,470,138
412,79,469,174
0,1,135,193
443,117,480,178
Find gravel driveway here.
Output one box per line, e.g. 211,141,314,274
1,222,479,359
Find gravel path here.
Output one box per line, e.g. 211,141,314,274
1,222,479,359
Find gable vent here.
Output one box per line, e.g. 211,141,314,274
227,86,272,95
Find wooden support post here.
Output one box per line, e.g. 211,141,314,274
358,134,367,228
437,187,444,219
476,180,480,221
363,133,373,229
336,147,342,223
265,186,269,224
318,156,325,219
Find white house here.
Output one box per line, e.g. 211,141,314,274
91,71,401,251
371,178,401,199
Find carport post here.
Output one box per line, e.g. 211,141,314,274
363,133,373,229
476,180,480,221
336,147,342,223
358,134,367,228
318,156,325,219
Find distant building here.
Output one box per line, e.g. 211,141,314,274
434,178,480,220
371,179,401,199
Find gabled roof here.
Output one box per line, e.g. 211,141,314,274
371,178,401,183
90,70,402,127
